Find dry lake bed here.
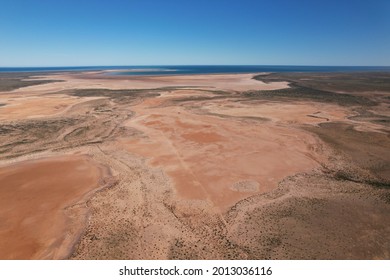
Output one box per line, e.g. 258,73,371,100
0,70,389,259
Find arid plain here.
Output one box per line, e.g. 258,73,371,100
0,71,389,259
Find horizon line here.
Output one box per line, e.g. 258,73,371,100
1,64,390,68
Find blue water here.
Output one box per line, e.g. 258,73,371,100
1,65,390,75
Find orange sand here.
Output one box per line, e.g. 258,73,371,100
0,156,104,259
121,97,325,210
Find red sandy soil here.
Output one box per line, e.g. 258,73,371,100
121,97,327,210
0,156,105,259
0,71,389,260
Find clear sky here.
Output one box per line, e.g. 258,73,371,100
0,0,389,66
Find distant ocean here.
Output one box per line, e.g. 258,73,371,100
1,65,390,75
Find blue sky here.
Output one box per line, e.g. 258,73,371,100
0,0,389,66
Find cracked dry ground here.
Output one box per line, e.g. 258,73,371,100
0,72,389,259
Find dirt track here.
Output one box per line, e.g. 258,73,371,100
0,71,389,259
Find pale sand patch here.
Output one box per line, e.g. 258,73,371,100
9,73,289,93
0,155,107,259
230,180,260,192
